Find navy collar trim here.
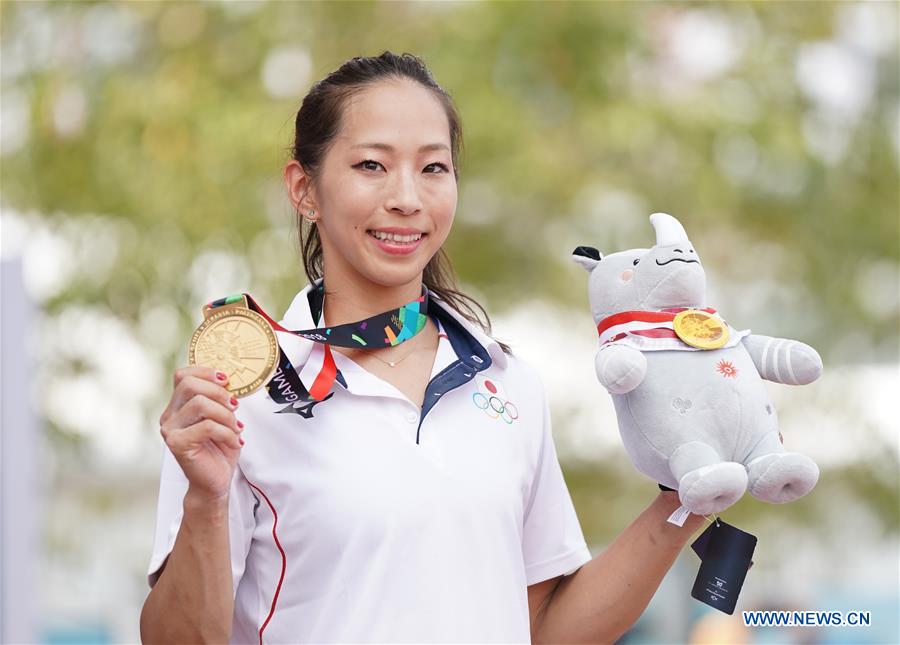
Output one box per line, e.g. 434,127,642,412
428,299,492,371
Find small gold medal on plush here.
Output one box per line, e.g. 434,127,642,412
188,295,280,398
673,309,730,350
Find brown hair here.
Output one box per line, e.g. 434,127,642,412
289,51,511,354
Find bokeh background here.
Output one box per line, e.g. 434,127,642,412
1,1,897,643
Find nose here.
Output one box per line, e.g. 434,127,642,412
384,167,423,216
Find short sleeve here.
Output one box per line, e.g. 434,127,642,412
147,445,257,598
522,388,592,585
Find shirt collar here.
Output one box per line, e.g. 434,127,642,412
427,290,509,371
276,278,508,374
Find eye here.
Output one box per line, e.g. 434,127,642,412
424,162,450,173
689,249,695,254
355,159,384,172
633,259,640,266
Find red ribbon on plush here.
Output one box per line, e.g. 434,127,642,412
597,307,717,345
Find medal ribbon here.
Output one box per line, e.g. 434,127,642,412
207,288,429,401
597,307,718,346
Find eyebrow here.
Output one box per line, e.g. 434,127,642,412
350,142,450,153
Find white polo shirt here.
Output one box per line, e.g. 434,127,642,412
148,280,591,644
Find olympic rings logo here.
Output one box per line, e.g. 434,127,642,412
472,378,518,424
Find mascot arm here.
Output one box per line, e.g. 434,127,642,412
741,334,823,385
595,344,647,394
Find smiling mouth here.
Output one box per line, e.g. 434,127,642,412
656,258,700,266
366,230,426,245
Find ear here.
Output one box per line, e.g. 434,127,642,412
284,160,317,213
571,246,603,272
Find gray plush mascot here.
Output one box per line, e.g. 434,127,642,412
573,213,822,515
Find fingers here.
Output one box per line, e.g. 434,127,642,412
159,366,246,450
166,392,242,438
160,366,232,425
179,377,237,422
163,417,243,453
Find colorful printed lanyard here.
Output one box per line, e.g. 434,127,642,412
207,285,429,401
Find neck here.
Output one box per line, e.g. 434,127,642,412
318,272,424,327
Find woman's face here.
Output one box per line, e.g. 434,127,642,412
309,78,457,291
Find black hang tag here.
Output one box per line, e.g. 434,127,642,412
691,520,755,570
690,521,714,560
690,519,757,615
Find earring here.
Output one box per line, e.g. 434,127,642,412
303,209,317,223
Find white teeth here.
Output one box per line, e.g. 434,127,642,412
369,230,423,243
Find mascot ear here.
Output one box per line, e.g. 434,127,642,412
571,245,603,271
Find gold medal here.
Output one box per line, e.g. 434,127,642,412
673,309,730,349
188,295,280,398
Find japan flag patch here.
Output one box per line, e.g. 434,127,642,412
472,375,519,424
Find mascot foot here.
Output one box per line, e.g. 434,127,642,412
747,453,819,504
678,462,748,515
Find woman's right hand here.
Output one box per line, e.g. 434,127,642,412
159,366,245,502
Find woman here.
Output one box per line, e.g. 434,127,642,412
140,51,705,644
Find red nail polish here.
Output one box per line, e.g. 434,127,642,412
237,420,244,429
216,371,227,381
239,437,245,446
230,396,238,407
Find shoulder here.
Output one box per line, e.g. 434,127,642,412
501,352,545,395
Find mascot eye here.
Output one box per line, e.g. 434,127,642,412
633,259,640,266
689,249,695,253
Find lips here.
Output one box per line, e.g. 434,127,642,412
366,229,427,256
367,229,424,244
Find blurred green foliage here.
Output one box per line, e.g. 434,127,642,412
2,0,897,363
1,0,897,554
